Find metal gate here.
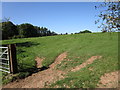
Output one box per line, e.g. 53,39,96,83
0,46,10,73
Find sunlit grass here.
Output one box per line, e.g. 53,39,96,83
1,32,118,87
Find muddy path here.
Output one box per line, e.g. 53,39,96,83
3,52,67,88
71,56,102,72
3,52,118,88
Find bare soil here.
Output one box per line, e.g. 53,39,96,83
71,56,102,72
53,56,102,88
3,52,67,88
35,57,45,68
4,53,117,88
97,70,119,88
49,52,67,69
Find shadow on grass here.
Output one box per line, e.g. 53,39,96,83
15,41,44,79
2,41,40,54
2,41,44,82
17,65,49,79
16,41,40,47
16,41,44,72
2,66,50,84
19,66,49,73
2,41,40,47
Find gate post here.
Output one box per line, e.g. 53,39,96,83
8,44,18,74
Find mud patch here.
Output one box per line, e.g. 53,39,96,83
97,71,119,88
71,56,102,72
3,52,67,88
49,52,67,69
35,57,45,68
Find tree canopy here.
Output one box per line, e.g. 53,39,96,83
18,23,38,38
79,30,92,33
95,1,120,32
2,21,18,39
1,20,58,40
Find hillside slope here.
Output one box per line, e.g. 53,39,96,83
1,32,119,88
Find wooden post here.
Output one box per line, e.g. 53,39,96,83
8,44,18,74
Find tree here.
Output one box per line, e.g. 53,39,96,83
79,30,92,33
18,23,38,38
65,33,68,35
34,26,40,34
47,30,52,36
2,21,18,39
51,31,58,36
43,27,48,36
95,1,120,32
1,18,58,39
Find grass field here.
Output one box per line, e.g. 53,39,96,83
0,32,119,87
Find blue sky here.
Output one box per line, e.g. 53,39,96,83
2,2,102,34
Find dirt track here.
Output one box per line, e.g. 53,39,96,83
71,56,102,72
3,52,118,88
3,52,67,88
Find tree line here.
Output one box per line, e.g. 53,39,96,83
1,19,93,40
1,20,58,40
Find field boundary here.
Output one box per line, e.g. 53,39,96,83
0,44,18,74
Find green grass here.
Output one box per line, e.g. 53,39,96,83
0,32,119,87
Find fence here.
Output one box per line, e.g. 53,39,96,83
0,44,18,74
0,46,10,73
